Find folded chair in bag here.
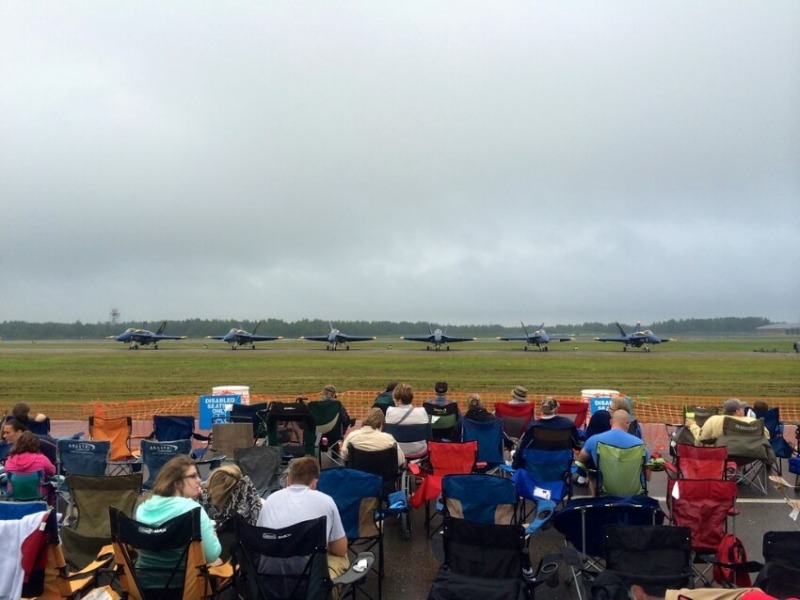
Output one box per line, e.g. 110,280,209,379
427,516,558,600
754,531,800,598
232,515,373,600
346,445,412,539
234,445,284,498
88,416,141,474
423,403,460,442
595,442,647,496
717,417,775,495
140,439,193,490
494,402,535,442
60,473,143,571
109,506,230,600
598,525,693,598
410,441,477,537
553,495,664,600
317,469,385,600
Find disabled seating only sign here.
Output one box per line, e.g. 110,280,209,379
199,394,241,429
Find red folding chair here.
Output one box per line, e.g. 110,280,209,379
409,441,477,537
557,400,589,430
665,443,735,480
494,402,535,441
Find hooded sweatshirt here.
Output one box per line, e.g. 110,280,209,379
5,452,56,478
134,494,221,588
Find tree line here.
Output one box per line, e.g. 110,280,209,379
0,316,776,340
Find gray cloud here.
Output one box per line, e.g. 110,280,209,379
2,1,798,327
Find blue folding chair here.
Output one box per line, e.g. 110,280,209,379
754,407,793,475
461,418,505,472
441,473,518,525
317,468,385,600
140,438,192,489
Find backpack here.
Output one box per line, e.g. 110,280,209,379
713,533,752,587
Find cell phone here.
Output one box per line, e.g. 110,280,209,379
353,558,368,573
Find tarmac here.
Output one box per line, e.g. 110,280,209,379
49,420,797,600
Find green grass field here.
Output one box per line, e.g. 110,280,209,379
0,337,797,407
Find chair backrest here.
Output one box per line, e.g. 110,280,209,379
234,445,284,498
66,473,143,538
233,515,330,600
317,468,383,541
88,416,135,462
383,422,432,445
429,441,477,476
110,506,211,600
596,442,646,496
442,474,518,525
346,445,400,497
213,422,255,459
673,443,728,479
308,400,345,445
153,415,195,441
57,439,110,477
529,426,574,451
720,417,774,461
757,531,800,599
556,400,589,429
140,439,193,489
754,408,782,439
686,405,718,428
423,402,460,437
0,501,52,597
603,525,693,595
461,418,504,465
666,478,737,552
264,400,316,458
493,403,534,440
7,470,46,501
230,402,268,439
441,516,526,580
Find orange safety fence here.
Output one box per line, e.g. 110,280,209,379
26,392,800,439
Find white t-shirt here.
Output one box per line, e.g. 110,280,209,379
385,405,429,456
257,484,345,544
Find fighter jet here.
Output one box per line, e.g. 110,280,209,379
402,325,475,351
206,321,282,350
595,322,670,352
109,321,187,350
301,323,375,350
497,321,573,351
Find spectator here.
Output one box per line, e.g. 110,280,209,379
372,381,398,414
424,381,461,440
426,381,456,408
452,394,514,451
341,408,405,466
135,455,222,589
257,456,349,580
2,418,57,465
509,385,530,405
513,397,581,469
584,396,634,440
3,431,56,499
687,398,768,443
577,410,650,493
385,383,429,456
11,402,48,427
322,384,353,432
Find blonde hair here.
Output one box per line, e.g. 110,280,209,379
362,408,385,429
205,464,243,509
610,397,631,413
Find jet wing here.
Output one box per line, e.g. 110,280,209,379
338,334,376,342
152,334,188,341
302,335,334,342
497,335,531,342
249,334,282,342
402,335,434,343
553,336,574,342
594,336,627,343
443,336,475,343
206,335,227,340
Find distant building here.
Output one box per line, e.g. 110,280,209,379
755,323,800,335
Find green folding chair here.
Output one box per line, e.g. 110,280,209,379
595,442,647,496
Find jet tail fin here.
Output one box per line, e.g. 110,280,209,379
156,321,167,335
253,320,262,335
616,322,627,336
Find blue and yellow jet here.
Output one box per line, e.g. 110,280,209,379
109,321,187,350
595,322,670,352
206,321,282,350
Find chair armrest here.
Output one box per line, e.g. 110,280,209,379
332,552,374,587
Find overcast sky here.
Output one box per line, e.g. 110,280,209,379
2,2,798,328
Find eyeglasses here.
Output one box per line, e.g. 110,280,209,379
183,472,201,480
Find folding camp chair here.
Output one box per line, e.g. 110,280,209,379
234,445,284,498
211,422,254,461
229,402,268,439
595,525,693,599
346,445,413,539
557,400,590,430
109,506,231,600
686,405,719,429
665,477,739,586
140,438,193,490
664,442,733,480
264,399,316,463
383,421,432,461
493,402,535,441
88,415,141,474
427,516,558,600
718,417,775,494
150,415,223,468
55,438,111,522
409,441,477,537
553,495,664,600
309,400,347,465
441,473,518,525
754,531,800,598
460,417,505,473
60,473,143,570
317,468,385,600
754,407,793,475
232,515,374,600
423,402,460,441
595,442,648,496
0,500,112,599
5,470,53,503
